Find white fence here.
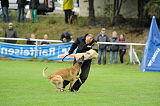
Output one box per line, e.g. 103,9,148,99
0,37,146,64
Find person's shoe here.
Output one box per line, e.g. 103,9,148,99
60,89,65,92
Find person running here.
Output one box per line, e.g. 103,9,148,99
63,34,98,92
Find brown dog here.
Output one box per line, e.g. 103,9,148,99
43,56,84,91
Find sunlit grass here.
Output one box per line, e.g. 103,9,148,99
0,59,160,106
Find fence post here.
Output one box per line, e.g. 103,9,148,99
130,44,133,63
35,40,38,58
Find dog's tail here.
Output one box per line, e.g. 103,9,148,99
42,67,52,79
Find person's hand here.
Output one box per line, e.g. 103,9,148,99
62,52,70,61
63,38,67,42
65,52,70,56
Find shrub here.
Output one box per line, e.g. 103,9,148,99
144,0,160,18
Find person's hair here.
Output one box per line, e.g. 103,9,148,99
101,28,106,31
44,34,48,36
112,31,117,34
30,33,36,38
87,34,94,38
119,33,126,41
31,33,36,36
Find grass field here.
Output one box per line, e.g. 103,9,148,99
0,60,160,106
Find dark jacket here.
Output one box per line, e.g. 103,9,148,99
26,39,36,45
29,0,39,9
109,36,119,52
68,35,98,54
4,29,17,44
17,0,27,8
40,41,50,45
118,37,127,50
60,32,72,42
96,34,109,49
1,0,9,7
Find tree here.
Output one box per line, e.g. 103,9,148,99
112,0,127,25
104,0,127,26
138,0,145,19
113,0,124,17
88,0,95,25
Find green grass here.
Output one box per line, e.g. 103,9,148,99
0,60,160,106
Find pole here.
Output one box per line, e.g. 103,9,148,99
130,45,133,63
35,40,38,58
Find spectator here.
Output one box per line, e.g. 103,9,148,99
1,0,9,22
40,34,50,45
27,34,36,45
62,34,98,92
96,28,109,65
60,31,72,42
29,0,39,23
17,0,27,23
63,0,74,24
4,23,17,44
109,31,119,64
118,33,127,63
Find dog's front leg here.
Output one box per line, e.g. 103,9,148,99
69,80,73,90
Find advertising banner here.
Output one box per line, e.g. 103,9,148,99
0,42,75,61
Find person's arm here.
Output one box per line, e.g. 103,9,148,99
13,30,17,43
67,34,72,42
4,30,7,42
95,35,99,42
92,43,98,53
105,35,110,46
106,35,110,42
60,34,64,41
4,30,7,38
68,37,80,54
14,30,17,38
37,0,39,5
63,0,66,9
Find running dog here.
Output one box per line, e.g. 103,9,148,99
42,56,84,91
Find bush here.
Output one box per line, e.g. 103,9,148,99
144,0,160,18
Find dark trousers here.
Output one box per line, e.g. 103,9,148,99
119,49,126,63
63,59,92,91
77,0,79,7
18,8,25,23
2,7,9,22
64,9,72,24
